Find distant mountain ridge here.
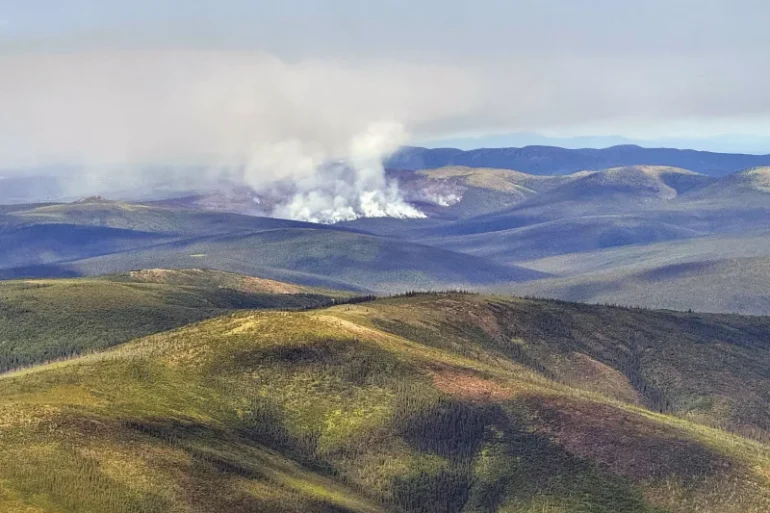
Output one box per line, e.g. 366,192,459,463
387,144,770,177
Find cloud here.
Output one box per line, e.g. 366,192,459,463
3,48,770,171
0,50,477,167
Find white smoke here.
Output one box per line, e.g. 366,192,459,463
0,50,477,221
268,122,424,223
430,193,463,208
221,122,429,223
405,188,464,207
398,178,465,208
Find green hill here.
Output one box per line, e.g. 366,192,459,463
0,270,343,373
2,292,770,512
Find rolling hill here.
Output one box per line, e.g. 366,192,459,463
350,167,770,310
517,230,770,277
2,291,770,512
691,166,770,199
0,269,343,373
411,166,719,238
382,167,770,315
404,165,770,237
542,166,713,200
3,198,339,235
23,228,547,293
0,199,549,292
0,223,174,270
425,215,702,263
503,230,770,315
512,255,770,316
392,166,587,220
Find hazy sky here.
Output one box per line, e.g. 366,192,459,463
3,1,768,58
2,0,770,165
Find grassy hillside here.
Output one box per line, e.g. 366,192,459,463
508,166,713,209
359,294,770,440
693,167,770,198
2,293,770,512
575,166,712,197
398,167,588,220
417,166,546,193
413,166,584,196
732,167,770,191
389,166,703,226
0,270,342,372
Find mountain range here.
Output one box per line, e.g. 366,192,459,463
422,133,770,154
3,147,770,315
386,145,770,177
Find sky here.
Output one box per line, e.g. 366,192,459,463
2,0,770,169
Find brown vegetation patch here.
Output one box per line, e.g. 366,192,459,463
422,297,505,340
238,276,303,295
428,364,513,402
526,395,734,483
419,166,536,193
557,352,644,405
128,269,182,284
128,268,304,294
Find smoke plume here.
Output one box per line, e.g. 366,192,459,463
268,123,424,223
0,50,476,221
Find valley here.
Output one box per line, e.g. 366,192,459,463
4,161,770,314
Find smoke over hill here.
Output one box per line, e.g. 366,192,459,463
265,123,425,223
0,51,475,222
